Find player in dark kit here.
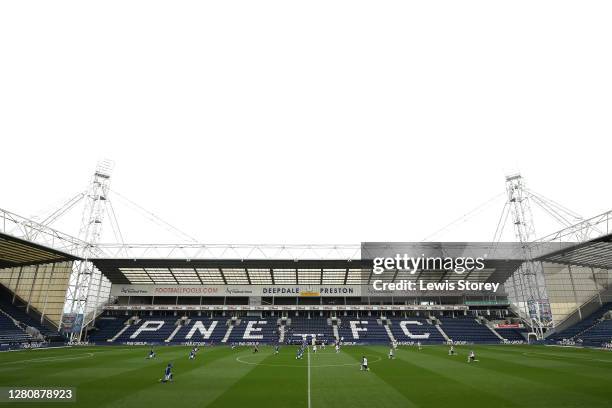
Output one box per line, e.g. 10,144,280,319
160,363,173,383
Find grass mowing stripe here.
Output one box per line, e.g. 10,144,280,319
352,346,520,408
395,345,611,408
111,347,263,408
0,345,610,408
206,347,308,408
450,347,612,404
73,346,232,408
309,346,416,408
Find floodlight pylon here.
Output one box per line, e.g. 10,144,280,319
505,174,550,339
63,160,113,341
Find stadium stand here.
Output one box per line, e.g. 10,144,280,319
0,311,32,343
579,320,612,346
551,302,612,346
337,318,391,343
87,313,541,345
496,327,527,341
112,316,179,343
0,285,63,342
171,318,227,343
285,317,335,344
225,317,277,344
439,316,500,343
388,318,446,343
87,316,128,343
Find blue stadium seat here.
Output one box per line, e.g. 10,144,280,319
389,318,445,344
439,316,500,343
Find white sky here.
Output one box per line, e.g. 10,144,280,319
1,1,611,245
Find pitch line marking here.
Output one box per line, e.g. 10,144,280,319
234,354,382,368
521,351,612,363
307,346,311,408
0,352,95,366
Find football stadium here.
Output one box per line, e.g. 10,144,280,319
0,165,611,408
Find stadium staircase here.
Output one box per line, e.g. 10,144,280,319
221,321,234,343
479,317,506,341
286,317,335,344
278,322,285,343
578,319,612,346
435,325,451,342
383,321,396,343
495,327,527,342
88,316,127,343
106,316,139,343
331,320,340,341
0,309,32,343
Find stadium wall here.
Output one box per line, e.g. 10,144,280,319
542,263,612,326
0,261,73,326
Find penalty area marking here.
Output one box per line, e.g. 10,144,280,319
235,354,382,368
521,351,612,363
0,352,95,366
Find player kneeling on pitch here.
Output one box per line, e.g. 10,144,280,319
361,356,369,371
467,350,478,363
160,363,173,383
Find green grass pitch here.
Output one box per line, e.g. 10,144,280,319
0,344,611,407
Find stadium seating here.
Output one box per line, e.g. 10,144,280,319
439,316,500,343
578,320,612,346
337,319,390,343
83,313,544,345
174,318,227,343
496,327,527,342
551,302,612,344
88,316,128,343
90,315,232,344
225,317,278,344
285,317,335,344
0,285,62,342
112,316,181,343
0,312,32,343
388,318,445,344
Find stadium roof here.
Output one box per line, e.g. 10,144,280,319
536,233,612,270
0,232,81,268
92,258,523,286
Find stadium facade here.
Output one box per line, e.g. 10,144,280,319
1,166,611,349
1,203,611,350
